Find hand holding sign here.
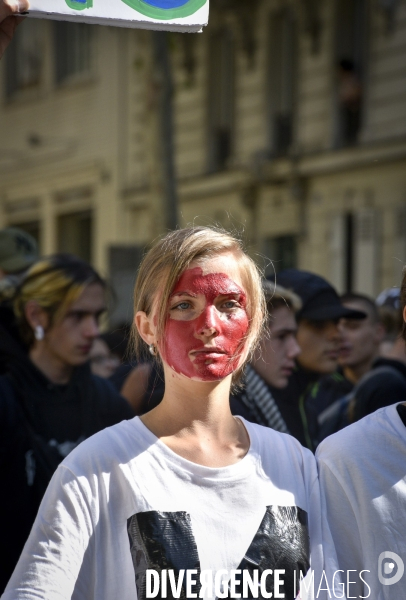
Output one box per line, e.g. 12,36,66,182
0,0,29,58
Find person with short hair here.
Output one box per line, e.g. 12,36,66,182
311,293,384,443
0,254,133,593
3,227,340,600
230,282,301,432
376,287,402,356
338,293,384,385
268,269,365,450
316,265,406,599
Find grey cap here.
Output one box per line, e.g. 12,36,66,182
0,227,38,273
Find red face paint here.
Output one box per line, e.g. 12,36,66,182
160,267,249,381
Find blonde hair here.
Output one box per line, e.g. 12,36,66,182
133,226,266,380
14,254,105,346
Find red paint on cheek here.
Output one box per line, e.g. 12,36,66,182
160,268,249,381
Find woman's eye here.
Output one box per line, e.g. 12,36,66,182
172,301,191,311
221,300,238,310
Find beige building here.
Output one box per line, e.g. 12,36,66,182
1,0,406,322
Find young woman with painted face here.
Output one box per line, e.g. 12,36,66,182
3,228,340,600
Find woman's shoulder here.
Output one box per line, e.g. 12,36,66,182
61,416,142,475
241,418,316,467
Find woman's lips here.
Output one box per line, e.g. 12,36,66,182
190,348,227,361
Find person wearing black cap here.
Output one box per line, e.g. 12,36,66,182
312,293,384,443
268,269,365,451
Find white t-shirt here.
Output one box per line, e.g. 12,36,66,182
317,403,406,599
3,417,339,600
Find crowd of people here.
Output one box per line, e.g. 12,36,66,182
2,6,406,600
0,221,405,599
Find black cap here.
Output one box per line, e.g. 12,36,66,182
268,269,366,322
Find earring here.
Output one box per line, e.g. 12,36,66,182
149,344,157,356
34,325,44,341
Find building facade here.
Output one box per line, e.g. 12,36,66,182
1,0,406,322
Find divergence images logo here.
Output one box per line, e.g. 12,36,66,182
378,552,404,586
65,0,207,18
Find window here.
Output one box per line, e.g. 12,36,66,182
267,8,297,156
57,210,92,263
5,20,43,99
264,235,297,275
207,29,235,173
54,21,93,85
334,0,368,147
330,212,355,293
329,210,379,295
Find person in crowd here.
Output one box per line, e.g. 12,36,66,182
316,267,406,599
0,227,39,374
268,268,365,450
338,293,384,384
230,282,301,433
120,357,165,413
0,254,134,593
3,227,341,600
311,293,384,442
347,298,406,423
104,323,140,392
89,336,120,379
0,0,28,59
376,286,402,356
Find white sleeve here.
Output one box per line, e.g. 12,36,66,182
317,455,366,599
2,465,94,600
302,466,345,600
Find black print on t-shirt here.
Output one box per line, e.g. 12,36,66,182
227,506,310,599
127,506,310,600
127,510,201,600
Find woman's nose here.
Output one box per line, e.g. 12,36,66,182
196,305,219,337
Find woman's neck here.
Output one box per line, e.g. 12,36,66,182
140,369,249,467
29,344,73,385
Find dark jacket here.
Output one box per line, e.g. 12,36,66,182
0,346,133,592
265,363,320,451
307,369,353,419
352,357,406,422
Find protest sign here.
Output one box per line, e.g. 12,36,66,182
24,0,209,32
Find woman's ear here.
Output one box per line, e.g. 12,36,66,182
135,311,157,346
24,300,48,331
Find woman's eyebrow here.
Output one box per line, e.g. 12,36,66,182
170,291,197,298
